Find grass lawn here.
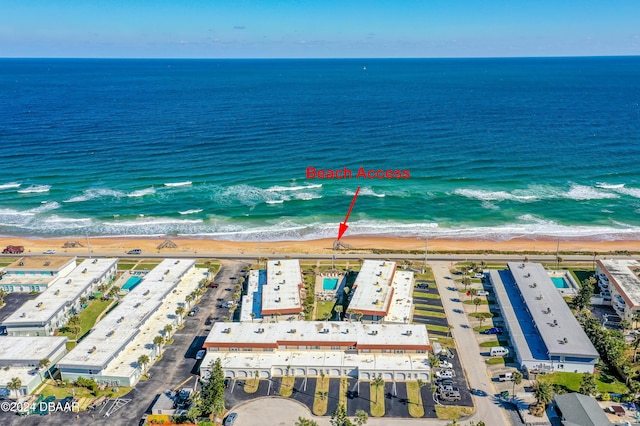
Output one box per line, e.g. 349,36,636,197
479,340,510,348
412,291,441,299
414,303,444,311
406,382,424,418
432,337,455,347
369,383,385,417
134,262,160,270
426,324,450,334
117,263,137,270
339,378,348,408
315,300,335,320
463,299,495,305
486,356,513,365
313,377,330,415
280,376,295,397
435,405,474,420
538,372,628,394
244,378,260,394
413,310,447,319
59,298,114,339
40,381,132,400
415,267,435,280
469,312,498,319
473,325,494,333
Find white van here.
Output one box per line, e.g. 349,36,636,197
490,346,509,357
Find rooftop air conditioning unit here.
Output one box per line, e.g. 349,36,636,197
525,273,530,278
290,329,297,334
563,337,568,344
82,268,87,274
406,330,413,336
345,329,349,334
532,283,537,288
106,331,114,337
66,279,72,284
92,259,98,264
554,320,558,326
44,262,50,266
36,302,43,307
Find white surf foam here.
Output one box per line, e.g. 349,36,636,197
128,187,156,197
563,184,619,200
17,185,50,194
596,182,625,189
0,182,21,190
164,181,192,187
64,188,125,203
454,188,538,202
346,187,385,198
28,201,61,214
266,183,322,192
179,209,203,215
265,200,285,204
610,186,640,199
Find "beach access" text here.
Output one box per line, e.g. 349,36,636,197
306,167,410,179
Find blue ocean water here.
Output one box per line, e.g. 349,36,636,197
1,57,640,241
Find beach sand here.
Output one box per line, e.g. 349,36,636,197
1,235,638,256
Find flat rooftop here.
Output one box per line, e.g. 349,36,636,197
507,262,598,358
204,321,429,350
0,336,68,361
58,259,196,371
4,256,76,271
598,259,640,309
385,270,414,323
2,258,118,327
489,270,550,363
240,270,261,322
348,260,396,316
262,260,303,314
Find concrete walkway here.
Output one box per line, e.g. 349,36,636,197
430,261,511,426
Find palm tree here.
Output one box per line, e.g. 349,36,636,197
175,306,185,324
108,286,120,301
138,354,150,373
473,297,482,312
317,390,328,401
355,409,368,426
372,377,385,405
295,418,319,426
39,358,51,381
67,315,81,340
356,312,364,322
79,296,88,306
621,319,631,332
461,276,471,292
163,324,173,340
334,305,343,321
446,324,454,339
274,312,281,323
153,335,164,355
533,381,553,408
250,312,256,323
7,377,22,398
511,371,523,396
633,312,640,329
633,334,640,363
185,294,194,309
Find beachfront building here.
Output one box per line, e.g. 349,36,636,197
240,260,304,322
0,256,77,292
201,321,430,382
595,259,640,322
489,262,599,374
57,259,203,387
0,336,68,397
2,258,118,336
346,260,414,323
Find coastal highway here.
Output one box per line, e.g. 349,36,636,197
6,251,636,263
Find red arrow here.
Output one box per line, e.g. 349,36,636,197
338,186,360,240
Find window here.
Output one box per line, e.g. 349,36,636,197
417,350,426,354
229,348,239,352
361,349,370,353
382,349,391,353
310,346,320,350
242,348,252,352
331,346,341,350
394,350,405,354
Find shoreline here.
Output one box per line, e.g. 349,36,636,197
1,235,639,256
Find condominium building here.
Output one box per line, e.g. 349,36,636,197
0,256,77,292
2,258,118,336
596,259,640,321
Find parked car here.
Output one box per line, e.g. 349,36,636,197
438,361,453,369
196,350,206,360
224,412,238,425
127,249,142,255
440,388,461,401
498,372,513,382
437,378,454,387
477,290,490,296
435,369,454,379
416,283,429,289
473,273,484,278
490,346,510,357
207,282,219,288
482,327,503,335
43,249,56,254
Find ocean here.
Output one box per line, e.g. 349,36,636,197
1,57,640,242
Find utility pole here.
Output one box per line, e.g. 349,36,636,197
423,238,428,274
556,239,560,270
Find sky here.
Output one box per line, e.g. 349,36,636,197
1,0,639,58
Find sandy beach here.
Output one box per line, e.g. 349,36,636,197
1,235,638,256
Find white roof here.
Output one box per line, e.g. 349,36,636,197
240,270,260,322
262,260,302,313
58,259,196,371
348,260,396,315
507,262,598,358
0,336,68,361
204,320,428,349
2,258,118,327
385,270,414,323
599,259,640,308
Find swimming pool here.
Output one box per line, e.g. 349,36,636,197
122,276,142,291
551,276,569,289
323,278,339,291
